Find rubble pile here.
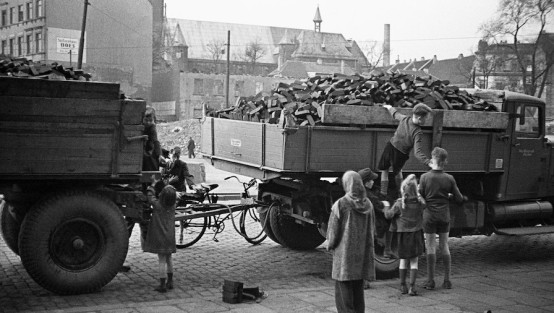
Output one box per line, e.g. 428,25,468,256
207,72,498,126
0,57,92,81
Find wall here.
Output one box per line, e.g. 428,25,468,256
179,72,294,120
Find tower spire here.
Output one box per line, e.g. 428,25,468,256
313,6,322,33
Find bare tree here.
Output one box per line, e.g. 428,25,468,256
239,38,266,74
361,41,384,72
474,40,504,89
206,39,226,73
479,0,554,97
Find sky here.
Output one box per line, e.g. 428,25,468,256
164,0,505,63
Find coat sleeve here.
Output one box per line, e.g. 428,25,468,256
384,200,401,219
326,202,342,251
412,130,430,166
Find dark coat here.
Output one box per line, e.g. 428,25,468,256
143,186,176,254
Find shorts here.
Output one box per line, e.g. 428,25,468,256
423,220,450,234
377,142,410,175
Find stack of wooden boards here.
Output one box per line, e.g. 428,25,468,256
0,76,145,178
207,72,500,127
0,57,92,81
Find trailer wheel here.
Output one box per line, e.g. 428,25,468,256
18,191,129,295
0,201,21,255
269,202,325,250
258,196,281,244
373,212,399,279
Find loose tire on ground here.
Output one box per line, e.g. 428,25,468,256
239,206,267,245
269,202,325,250
258,197,281,245
0,201,21,255
18,191,129,295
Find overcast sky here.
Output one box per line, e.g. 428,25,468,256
163,0,508,62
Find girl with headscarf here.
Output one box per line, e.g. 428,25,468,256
327,170,376,313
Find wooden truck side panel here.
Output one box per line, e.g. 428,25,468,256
202,116,508,178
0,78,145,178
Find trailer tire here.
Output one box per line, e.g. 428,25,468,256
0,201,20,255
373,212,399,279
269,204,325,250
18,191,128,295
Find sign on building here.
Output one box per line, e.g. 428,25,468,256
56,37,78,54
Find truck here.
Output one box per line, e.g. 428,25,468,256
0,77,151,294
201,88,554,278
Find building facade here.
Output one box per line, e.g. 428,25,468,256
0,0,152,99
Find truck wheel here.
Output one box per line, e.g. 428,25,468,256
373,213,399,279
0,201,21,255
259,198,281,245
18,191,129,295
269,203,325,250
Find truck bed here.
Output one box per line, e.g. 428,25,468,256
202,110,508,180
0,77,145,180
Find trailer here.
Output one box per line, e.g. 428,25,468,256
201,89,554,277
0,77,150,294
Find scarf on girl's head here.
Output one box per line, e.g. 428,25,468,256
334,171,372,217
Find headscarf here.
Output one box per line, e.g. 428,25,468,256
333,171,372,218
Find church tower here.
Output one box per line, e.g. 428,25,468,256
313,6,322,33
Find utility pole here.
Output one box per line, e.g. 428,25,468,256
225,30,230,107
77,0,90,69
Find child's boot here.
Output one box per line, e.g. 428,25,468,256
423,254,436,290
442,254,452,289
408,269,418,296
399,269,408,294
166,273,174,290
155,278,167,293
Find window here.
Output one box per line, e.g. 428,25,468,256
26,2,33,20
9,38,14,55
1,40,6,55
214,80,224,95
17,36,22,56
35,31,42,53
193,79,204,95
515,105,541,138
26,34,32,55
18,5,23,22
1,10,6,27
36,0,42,17
9,7,14,24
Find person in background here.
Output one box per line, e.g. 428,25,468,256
187,137,196,159
144,182,177,293
122,107,162,272
419,147,466,290
384,174,426,296
357,167,391,287
327,171,375,313
164,146,194,192
377,103,433,199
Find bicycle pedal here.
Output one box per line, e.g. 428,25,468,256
213,238,219,242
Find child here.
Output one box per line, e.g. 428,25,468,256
418,147,466,290
384,174,426,296
142,107,162,172
327,171,375,313
378,103,433,199
144,183,177,293
164,146,194,192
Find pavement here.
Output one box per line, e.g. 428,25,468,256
1,158,554,313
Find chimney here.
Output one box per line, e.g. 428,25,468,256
383,24,391,67
433,55,438,64
458,53,464,59
421,57,425,61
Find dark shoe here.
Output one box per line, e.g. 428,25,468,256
408,284,418,296
119,265,131,272
400,283,408,294
154,285,167,293
166,281,174,290
442,280,452,289
422,280,435,290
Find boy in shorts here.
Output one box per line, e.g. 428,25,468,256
378,103,433,199
418,147,466,290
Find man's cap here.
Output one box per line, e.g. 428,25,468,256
413,103,433,116
357,168,378,182
172,146,182,155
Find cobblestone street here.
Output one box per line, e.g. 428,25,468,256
1,220,554,312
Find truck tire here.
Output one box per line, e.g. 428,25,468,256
0,201,20,255
269,204,325,250
18,191,129,295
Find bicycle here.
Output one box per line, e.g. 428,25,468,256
173,176,267,248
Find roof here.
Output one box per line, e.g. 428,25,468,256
313,6,322,22
269,60,356,78
427,55,475,86
167,18,366,65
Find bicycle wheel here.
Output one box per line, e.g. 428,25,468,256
239,206,267,245
175,211,208,249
